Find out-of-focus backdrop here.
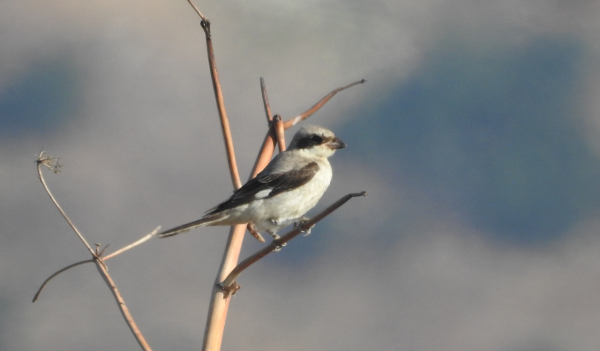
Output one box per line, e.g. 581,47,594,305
3,1,600,350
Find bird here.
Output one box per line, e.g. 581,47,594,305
158,125,346,240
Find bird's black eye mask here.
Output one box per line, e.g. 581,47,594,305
295,134,326,149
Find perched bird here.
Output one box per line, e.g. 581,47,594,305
159,125,346,239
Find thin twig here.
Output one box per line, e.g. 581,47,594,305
248,78,278,179
260,77,273,123
36,151,152,350
220,191,367,292
283,79,366,129
103,227,161,261
36,151,94,256
32,259,94,302
249,131,277,179
94,258,153,351
187,0,208,22
199,11,241,190
273,115,286,152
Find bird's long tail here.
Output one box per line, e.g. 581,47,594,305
158,213,223,238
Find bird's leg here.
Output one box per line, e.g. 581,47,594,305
266,229,286,251
294,216,314,236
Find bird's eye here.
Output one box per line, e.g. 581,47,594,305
311,135,323,144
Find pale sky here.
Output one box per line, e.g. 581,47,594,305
3,1,600,350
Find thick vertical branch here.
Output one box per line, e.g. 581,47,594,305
187,4,366,350
192,7,244,351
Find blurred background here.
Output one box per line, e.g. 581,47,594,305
3,0,600,350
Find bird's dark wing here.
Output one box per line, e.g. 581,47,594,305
206,162,320,214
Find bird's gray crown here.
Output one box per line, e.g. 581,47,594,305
288,125,337,150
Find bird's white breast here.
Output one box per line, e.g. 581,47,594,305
248,158,332,232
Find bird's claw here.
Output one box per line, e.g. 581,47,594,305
294,217,314,236
267,231,286,251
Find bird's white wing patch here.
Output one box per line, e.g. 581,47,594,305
254,189,273,199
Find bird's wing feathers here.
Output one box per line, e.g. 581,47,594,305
207,161,320,214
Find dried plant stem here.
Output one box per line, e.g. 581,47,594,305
36,152,94,256
273,115,286,152
94,258,153,351
32,259,94,303
34,227,159,303
203,223,245,351
188,2,245,350
201,18,241,189
249,132,277,178
260,77,273,122
220,192,367,291
103,227,161,261
248,78,278,179
186,3,365,350
283,79,366,129
187,0,208,22
36,152,152,351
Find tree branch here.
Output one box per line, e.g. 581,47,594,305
283,79,366,129
36,151,153,350
219,191,367,293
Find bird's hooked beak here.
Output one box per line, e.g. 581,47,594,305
326,137,346,150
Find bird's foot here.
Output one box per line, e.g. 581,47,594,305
294,217,314,236
267,230,286,251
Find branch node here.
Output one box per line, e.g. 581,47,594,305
201,19,211,37
217,282,241,298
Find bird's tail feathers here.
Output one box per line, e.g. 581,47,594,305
158,213,224,238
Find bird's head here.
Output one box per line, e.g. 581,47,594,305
287,125,346,158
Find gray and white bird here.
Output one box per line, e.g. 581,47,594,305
158,125,345,239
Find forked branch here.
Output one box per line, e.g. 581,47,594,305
35,152,153,351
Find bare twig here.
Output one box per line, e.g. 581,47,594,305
248,78,278,179
283,79,366,128
187,2,246,350
251,78,365,178
103,227,161,261
94,257,153,350
260,77,273,122
32,259,94,302
187,0,208,22
220,191,367,292
36,151,94,255
36,151,153,350
196,3,241,190
273,115,286,152
249,131,277,179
